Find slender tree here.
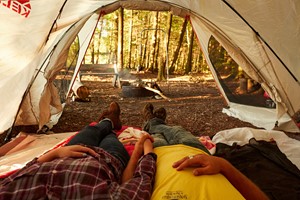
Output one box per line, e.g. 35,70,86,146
169,17,188,74
164,12,173,79
141,12,150,69
127,10,133,69
157,37,165,81
157,12,171,81
90,38,95,64
185,28,194,74
117,8,124,69
111,14,118,64
149,12,159,72
96,17,103,64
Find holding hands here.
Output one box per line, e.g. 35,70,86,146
132,132,154,159
122,132,154,183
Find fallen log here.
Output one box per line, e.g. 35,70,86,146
142,84,171,102
72,80,91,102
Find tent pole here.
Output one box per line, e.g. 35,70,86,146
44,0,68,44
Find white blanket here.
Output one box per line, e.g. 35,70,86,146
0,132,75,177
1,127,299,178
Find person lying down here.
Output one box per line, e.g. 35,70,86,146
0,102,269,200
143,103,269,200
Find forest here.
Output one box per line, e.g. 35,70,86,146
62,8,269,110
66,9,239,81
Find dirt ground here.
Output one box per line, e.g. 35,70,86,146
50,72,258,138
2,71,299,145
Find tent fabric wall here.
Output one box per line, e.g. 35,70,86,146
191,12,299,132
0,0,69,133
186,0,300,132
0,0,107,133
0,0,299,135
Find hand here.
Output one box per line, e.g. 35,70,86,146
173,154,270,200
132,132,154,159
54,145,98,158
37,145,98,163
172,154,224,176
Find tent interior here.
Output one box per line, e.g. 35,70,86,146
0,0,300,199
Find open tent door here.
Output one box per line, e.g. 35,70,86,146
188,3,300,133
0,0,299,139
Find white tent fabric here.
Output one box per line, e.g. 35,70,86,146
0,131,76,177
67,13,100,99
222,102,296,131
0,0,299,135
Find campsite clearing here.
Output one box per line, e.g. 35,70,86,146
8,73,256,137
53,73,259,137
4,72,299,144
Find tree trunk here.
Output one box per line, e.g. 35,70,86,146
155,37,160,72
195,52,203,73
157,45,164,81
169,18,188,74
143,37,149,69
165,12,172,79
158,12,172,81
117,8,124,69
127,10,133,69
149,12,159,72
185,28,194,74
108,14,118,64
179,47,186,72
139,13,149,70
111,14,118,64
156,37,164,81
96,17,103,64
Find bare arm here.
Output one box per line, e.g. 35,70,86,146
122,133,154,183
37,145,98,163
219,157,269,200
173,154,269,200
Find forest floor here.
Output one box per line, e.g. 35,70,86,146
3,71,299,145
51,71,259,138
